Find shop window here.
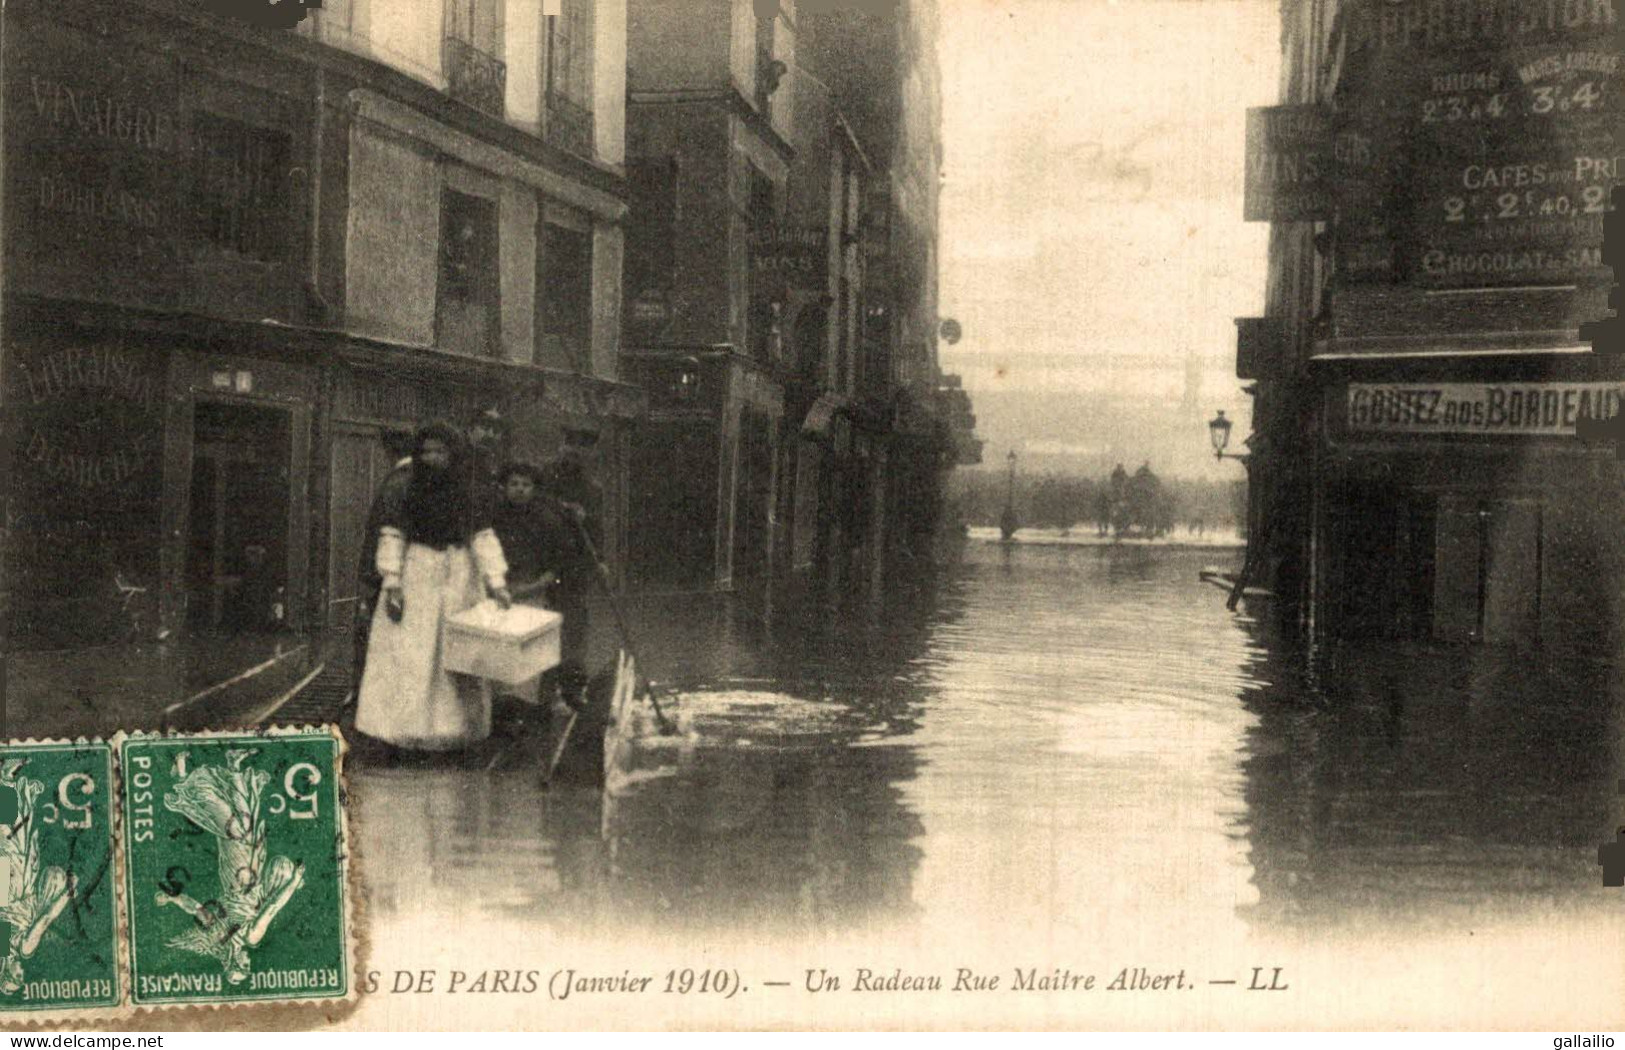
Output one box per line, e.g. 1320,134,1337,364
791,301,828,386
537,217,594,371
437,188,501,357
193,113,293,265
1335,488,1436,641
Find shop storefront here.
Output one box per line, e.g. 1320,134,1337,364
1314,361,1625,655
1,0,335,734
1247,0,1625,655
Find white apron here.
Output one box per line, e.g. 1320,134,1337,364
356,541,492,750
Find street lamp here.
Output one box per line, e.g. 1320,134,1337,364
1207,409,1256,611
671,356,702,403
1208,410,1249,463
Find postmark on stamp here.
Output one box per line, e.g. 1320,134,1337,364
121,728,350,1009
0,741,120,1015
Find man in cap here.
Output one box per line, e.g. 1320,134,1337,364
539,427,606,706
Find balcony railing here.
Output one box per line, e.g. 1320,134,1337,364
544,93,595,159
443,37,506,120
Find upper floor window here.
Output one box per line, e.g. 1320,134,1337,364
536,208,594,372
446,0,504,54
543,0,595,156
437,188,502,357
445,0,507,118
193,112,294,265
626,158,678,302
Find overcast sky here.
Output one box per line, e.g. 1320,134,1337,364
938,0,1280,480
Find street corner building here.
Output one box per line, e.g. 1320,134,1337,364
1237,0,1624,657
616,0,980,617
0,0,980,740
0,0,646,739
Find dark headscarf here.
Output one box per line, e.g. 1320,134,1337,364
400,422,477,549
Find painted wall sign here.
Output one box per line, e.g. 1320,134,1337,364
1351,0,1618,57
5,340,166,648
1331,0,1621,289
1408,43,1620,288
1346,380,1625,436
1244,106,1335,222
2,14,186,305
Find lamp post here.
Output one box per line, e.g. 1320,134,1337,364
1000,449,1019,542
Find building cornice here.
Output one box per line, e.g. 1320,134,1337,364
627,88,797,165
116,0,629,205
351,91,629,222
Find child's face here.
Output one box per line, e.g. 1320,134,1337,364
504,475,536,504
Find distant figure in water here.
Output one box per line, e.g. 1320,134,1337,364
1191,517,1206,539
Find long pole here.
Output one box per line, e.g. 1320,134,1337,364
570,513,676,734
541,708,580,787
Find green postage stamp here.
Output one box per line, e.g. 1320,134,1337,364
0,741,119,1015
121,728,351,1009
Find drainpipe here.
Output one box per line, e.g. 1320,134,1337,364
306,67,328,321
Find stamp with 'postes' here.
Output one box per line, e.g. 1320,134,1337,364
121,729,350,1009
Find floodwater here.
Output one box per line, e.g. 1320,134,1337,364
345,540,1625,1027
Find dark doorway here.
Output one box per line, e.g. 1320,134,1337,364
1335,483,1436,641
629,421,718,591
186,401,292,634
733,410,775,599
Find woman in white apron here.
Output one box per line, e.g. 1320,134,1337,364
355,422,512,751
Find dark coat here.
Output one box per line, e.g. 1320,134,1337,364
491,496,583,589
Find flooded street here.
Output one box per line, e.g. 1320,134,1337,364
348,541,1625,1028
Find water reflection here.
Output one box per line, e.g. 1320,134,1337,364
349,542,1624,952
1239,632,1624,934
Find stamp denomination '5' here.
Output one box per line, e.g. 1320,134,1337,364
121,730,350,1008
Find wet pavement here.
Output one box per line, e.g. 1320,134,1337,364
6,630,313,738
343,540,1624,995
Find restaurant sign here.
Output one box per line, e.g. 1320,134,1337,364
749,226,829,288
1346,381,1625,437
